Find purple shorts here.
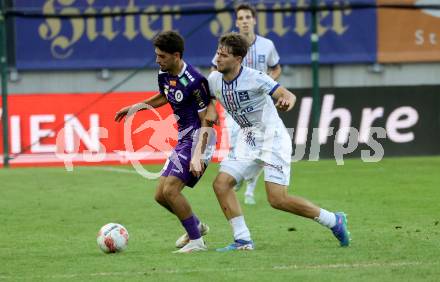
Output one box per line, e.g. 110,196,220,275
161,140,206,188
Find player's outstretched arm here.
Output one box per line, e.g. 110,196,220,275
114,93,168,122
272,86,296,112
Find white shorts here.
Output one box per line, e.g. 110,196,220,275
220,158,291,186
220,124,292,186
224,113,241,159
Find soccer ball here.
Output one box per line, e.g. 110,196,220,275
96,223,129,253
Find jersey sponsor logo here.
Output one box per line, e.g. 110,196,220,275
258,55,266,63
193,89,206,109
237,91,250,102
179,77,189,87
240,106,253,114
175,90,183,102
184,71,195,82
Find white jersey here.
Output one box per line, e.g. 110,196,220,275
212,35,280,73
208,67,292,164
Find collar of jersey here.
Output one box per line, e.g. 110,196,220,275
249,35,258,47
222,66,243,85
158,61,187,77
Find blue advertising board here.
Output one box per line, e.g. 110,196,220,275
13,0,377,70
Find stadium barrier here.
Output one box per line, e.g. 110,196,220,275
1,85,439,167
280,85,440,159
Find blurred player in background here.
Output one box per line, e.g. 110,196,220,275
207,33,350,251
115,31,216,253
211,3,282,205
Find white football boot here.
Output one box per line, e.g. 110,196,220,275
173,238,207,253
175,222,210,248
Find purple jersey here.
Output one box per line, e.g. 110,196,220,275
158,62,211,141
158,62,212,188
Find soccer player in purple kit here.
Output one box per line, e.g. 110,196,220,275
115,31,216,253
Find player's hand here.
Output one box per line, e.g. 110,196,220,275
275,96,293,112
205,103,219,126
190,157,206,178
114,106,131,122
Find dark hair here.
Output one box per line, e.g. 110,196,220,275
235,3,256,18
153,31,184,58
219,32,249,59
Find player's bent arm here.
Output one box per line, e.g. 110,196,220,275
115,92,168,122
272,86,296,112
268,64,282,81
142,92,168,109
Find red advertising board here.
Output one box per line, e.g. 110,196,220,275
0,92,227,167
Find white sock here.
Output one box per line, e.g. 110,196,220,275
229,216,251,241
244,177,257,197
314,208,337,228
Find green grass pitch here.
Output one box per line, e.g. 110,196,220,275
1,157,439,281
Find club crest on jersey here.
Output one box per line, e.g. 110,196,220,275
238,91,250,102
170,80,177,87
175,90,183,102
258,55,266,63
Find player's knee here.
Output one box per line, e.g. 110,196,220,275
162,184,179,202
212,178,225,195
154,190,166,205
213,175,234,195
267,193,285,210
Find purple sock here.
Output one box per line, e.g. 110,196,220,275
181,215,201,240
193,215,200,227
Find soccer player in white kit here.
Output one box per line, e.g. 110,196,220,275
211,3,282,205
207,33,351,251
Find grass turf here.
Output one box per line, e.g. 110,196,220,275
1,156,439,281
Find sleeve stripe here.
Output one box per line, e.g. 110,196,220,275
197,107,207,113
268,84,280,96
268,63,280,68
